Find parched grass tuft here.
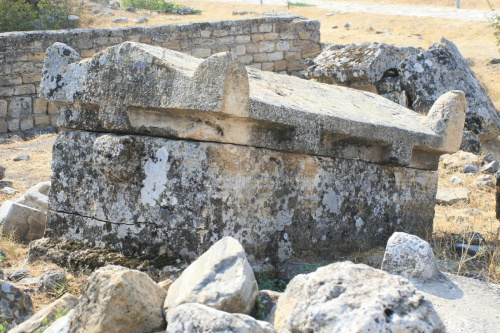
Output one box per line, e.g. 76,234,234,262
121,0,201,14
287,1,315,7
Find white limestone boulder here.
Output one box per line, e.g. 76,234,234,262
9,293,78,333
381,232,440,280
272,261,444,332
164,237,258,320
68,265,167,333
0,200,46,241
167,303,275,333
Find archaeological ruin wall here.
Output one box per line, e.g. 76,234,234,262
0,16,320,138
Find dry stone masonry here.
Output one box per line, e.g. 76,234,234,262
31,41,466,273
0,16,320,138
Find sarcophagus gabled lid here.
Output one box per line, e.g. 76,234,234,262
40,42,466,170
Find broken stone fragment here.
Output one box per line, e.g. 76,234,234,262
462,165,479,173
0,165,5,180
0,201,46,241
435,187,470,205
381,232,441,280
22,181,51,211
44,309,74,333
167,303,276,333
480,160,499,174
37,269,67,293
9,293,78,333
68,265,167,333
272,261,445,332
0,280,34,330
164,237,258,320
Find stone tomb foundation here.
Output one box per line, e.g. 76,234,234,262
30,42,466,272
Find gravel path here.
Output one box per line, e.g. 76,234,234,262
214,0,494,21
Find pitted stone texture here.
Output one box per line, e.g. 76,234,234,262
381,232,440,280
68,265,166,333
0,280,34,329
272,261,445,333
9,293,78,333
0,200,46,241
38,131,439,268
399,38,500,141
167,303,275,333
164,237,258,319
306,42,419,87
42,42,465,169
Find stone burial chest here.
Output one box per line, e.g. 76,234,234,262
30,41,466,273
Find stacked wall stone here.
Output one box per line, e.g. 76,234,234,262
0,16,321,138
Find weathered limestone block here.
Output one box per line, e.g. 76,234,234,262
381,232,440,280
272,261,445,332
164,237,258,319
9,293,78,333
0,200,46,241
400,38,500,142
68,265,166,333
306,42,419,89
167,303,276,333
0,281,34,330
32,42,466,271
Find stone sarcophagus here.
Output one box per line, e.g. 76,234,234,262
31,41,466,273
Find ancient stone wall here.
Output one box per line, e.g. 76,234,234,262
0,16,320,138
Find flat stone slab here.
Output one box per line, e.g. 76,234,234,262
41,42,466,170
435,187,470,205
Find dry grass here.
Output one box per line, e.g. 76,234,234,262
320,0,500,10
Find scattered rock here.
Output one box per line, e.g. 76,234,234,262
13,154,30,161
9,268,31,282
365,26,374,31
158,278,174,292
490,58,500,65
480,160,499,173
459,131,481,154
376,30,390,34
9,293,78,333
112,17,128,23
344,22,350,30
477,174,492,180
68,15,79,20
0,187,19,195
0,201,46,241
174,8,201,15
454,243,493,257
0,166,5,180
399,38,500,142
125,7,136,12
69,265,167,333
482,152,495,164
475,180,495,188
22,181,51,211
365,252,384,268
272,261,445,332
331,25,338,29
435,187,470,205
381,232,440,280
462,164,479,173
164,237,258,319
251,290,281,321
135,16,148,24
167,303,275,333
0,269,4,280
449,175,464,185
44,309,74,333
0,245,5,259
38,270,67,293
17,277,41,287
306,42,418,88
0,280,34,329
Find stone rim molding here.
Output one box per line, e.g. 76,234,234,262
41,42,466,171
